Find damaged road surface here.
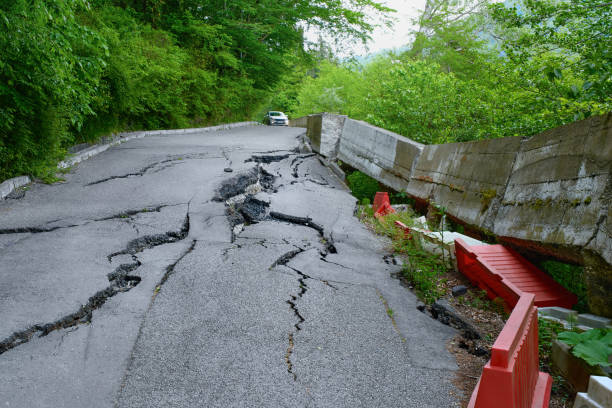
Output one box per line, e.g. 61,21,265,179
0,125,458,407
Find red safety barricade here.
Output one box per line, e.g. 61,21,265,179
454,238,577,309
468,294,552,408
374,202,395,218
394,221,412,239
373,192,390,214
373,192,395,218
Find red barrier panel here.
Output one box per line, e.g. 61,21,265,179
468,294,552,408
394,221,412,239
454,238,577,309
374,202,395,218
373,192,395,218
373,192,390,213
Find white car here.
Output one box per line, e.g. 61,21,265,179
264,111,289,126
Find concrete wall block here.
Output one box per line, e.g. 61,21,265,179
538,306,578,321
574,376,612,408
577,314,612,329
587,376,612,407
573,393,604,408
307,114,322,153
406,137,521,230
494,114,612,257
319,113,346,158
337,118,423,192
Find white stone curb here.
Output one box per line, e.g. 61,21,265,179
2,121,261,198
0,176,32,200
573,376,612,408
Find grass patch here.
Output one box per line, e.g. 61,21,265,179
357,205,448,304
540,260,588,313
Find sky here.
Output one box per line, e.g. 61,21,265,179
354,0,428,56
304,0,427,58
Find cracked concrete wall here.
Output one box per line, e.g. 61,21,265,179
406,136,522,232
493,114,612,317
494,114,612,264
337,118,424,192
303,113,612,316
306,113,347,158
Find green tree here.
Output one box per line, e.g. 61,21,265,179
0,0,106,180
490,0,612,119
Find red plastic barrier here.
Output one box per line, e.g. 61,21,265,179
374,202,395,218
373,192,391,214
373,192,395,218
468,294,552,408
394,221,412,239
454,238,577,309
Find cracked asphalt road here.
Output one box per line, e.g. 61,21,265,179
0,125,459,407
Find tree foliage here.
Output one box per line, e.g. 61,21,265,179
289,0,612,145
0,0,388,180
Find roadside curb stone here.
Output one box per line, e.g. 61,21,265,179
0,176,31,200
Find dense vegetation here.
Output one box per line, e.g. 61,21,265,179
280,0,612,145
2,0,610,180
0,0,389,180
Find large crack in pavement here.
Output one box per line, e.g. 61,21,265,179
269,249,309,381
290,154,316,179
85,153,213,186
269,247,340,382
214,165,277,241
0,203,188,236
107,209,190,262
0,205,192,356
269,211,337,255
213,152,345,382
154,239,198,294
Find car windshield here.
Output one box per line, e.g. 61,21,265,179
269,112,283,117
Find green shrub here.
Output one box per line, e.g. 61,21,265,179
346,171,379,203
540,260,589,313
538,317,566,366
400,239,447,304
558,328,612,367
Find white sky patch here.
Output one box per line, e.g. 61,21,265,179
356,0,427,56
304,0,427,58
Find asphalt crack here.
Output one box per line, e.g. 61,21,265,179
0,261,143,356
0,224,81,235
289,153,316,179
376,289,406,343
270,248,305,269
154,239,197,295
86,154,212,186
0,203,187,236
215,166,277,241
0,206,192,356
269,211,336,255
107,210,190,261
86,160,178,186
285,333,296,381
246,154,291,164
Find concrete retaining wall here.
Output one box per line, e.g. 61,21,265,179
298,112,612,316
305,113,347,158
338,118,424,192
494,115,612,265
406,137,521,232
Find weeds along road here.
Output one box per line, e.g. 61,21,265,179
0,125,458,407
